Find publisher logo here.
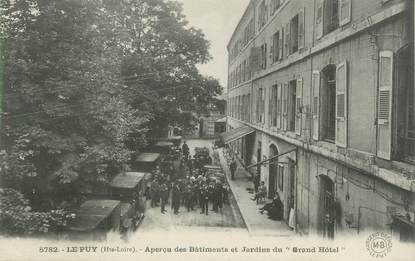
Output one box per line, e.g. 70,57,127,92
366,232,392,258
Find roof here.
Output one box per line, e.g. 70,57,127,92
68,200,121,232
136,153,161,162
110,172,146,189
220,125,255,144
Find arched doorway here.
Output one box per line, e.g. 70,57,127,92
268,144,279,198
318,175,335,239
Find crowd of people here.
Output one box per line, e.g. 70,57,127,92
147,140,285,223
147,141,229,216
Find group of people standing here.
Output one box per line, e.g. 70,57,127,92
148,141,229,216
150,174,228,215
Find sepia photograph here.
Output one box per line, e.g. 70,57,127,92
0,0,414,260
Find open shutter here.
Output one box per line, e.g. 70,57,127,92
377,51,394,160
295,78,303,135
263,88,266,124
264,43,268,69
335,61,348,148
339,0,351,26
270,36,274,64
279,27,284,60
283,82,288,131
316,0,324,39
277,84,282,129
285,22,290,58
312,71,321,140
268,86,273,126
298,8,305,50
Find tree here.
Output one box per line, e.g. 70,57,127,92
0,0,222,220
0,0,146,207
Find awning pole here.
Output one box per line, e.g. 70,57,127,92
246,148,297,169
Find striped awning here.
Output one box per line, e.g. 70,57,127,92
220,125,255,144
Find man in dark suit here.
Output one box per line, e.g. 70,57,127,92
160,182,169,214
199,182,209,215
229,158,237,180
172,181,181,214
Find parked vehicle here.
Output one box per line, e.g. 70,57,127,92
110,172,148,232
65,199,121,241
133,152,161,173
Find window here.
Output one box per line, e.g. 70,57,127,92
257,88,265,124
271,85,278,126
258,0,267,29
324,0,339,34
290,14,299,54
321,65,337,142
272,31,280,63
288,80,297,131
316,0,350,39
277,84,282,129
393,46,415,162
260,43,268,69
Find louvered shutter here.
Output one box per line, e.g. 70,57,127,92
377,51,394,160
312,71,320,140
316,0,324,39
277,84,282,129
262,87,266,124
269,36,274,64
285,22,290,58
298,8,305,50
273,85,278,126
264,43,268,69
339,0,351,26
279,27,284,60
283,82,288,130
295,78,303,135
335,61,348,148
268,86,273,126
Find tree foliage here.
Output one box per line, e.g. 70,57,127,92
0,0,222,221
0,188,74,235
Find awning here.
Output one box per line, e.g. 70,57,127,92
220,125,255,144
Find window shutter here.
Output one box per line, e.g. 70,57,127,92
377,51,394,160
269,36,274,64
283,82,288,131
279,27,284,60
263,88,266,124
295,78,303,135
273,85,278,126
316,0,324,39
335,61,348,148
312,71,320,140
285,22,290,58
277,84,282,129
298,8,305,50
269,86,273,126
264,43,268,69
339,0,351,26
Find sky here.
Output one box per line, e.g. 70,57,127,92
177,0,250,92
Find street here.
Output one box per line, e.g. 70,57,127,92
135,139,246,235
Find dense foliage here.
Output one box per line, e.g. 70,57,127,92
0,0,222,234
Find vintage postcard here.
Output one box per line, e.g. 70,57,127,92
0,0,414,260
